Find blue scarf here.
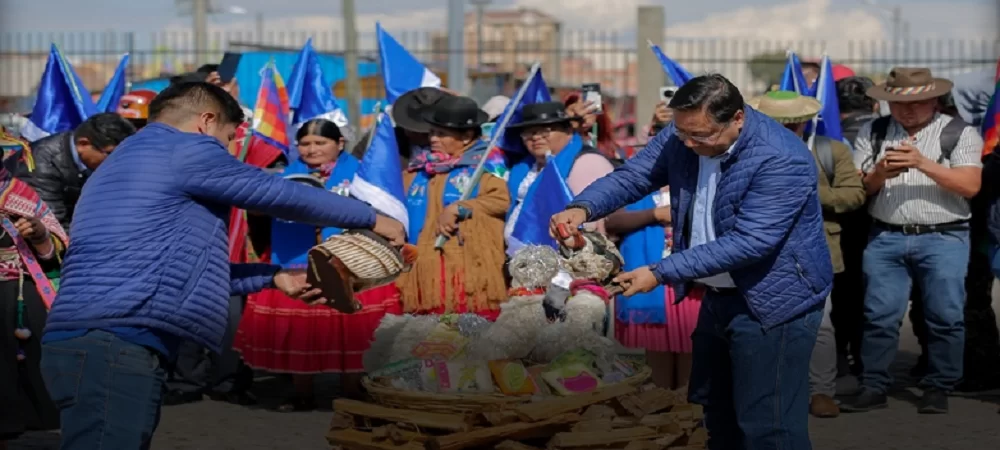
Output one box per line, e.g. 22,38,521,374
506,134,585,219
270,151,360,269
406,142,488,243
616,193,668,324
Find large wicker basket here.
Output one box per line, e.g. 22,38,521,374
361,363,652,415
307,229,412,313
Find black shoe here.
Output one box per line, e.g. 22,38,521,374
163,390,203,406
839,389,888,413
208,391,258,406
918,388,949,414
909,354,928,377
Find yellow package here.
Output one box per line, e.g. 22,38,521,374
541,363,604,395
411,324,468,360
488,360,537,396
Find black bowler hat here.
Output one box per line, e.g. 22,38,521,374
506,101,574,130
391,87,455,133
420,96,489,130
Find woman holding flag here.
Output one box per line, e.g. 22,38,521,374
396,96,510,320
234,119,401,411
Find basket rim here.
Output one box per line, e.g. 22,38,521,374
361,363,652,403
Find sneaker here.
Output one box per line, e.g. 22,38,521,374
918,388,948,414
839,389,888,413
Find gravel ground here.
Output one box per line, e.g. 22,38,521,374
12,295,1000,450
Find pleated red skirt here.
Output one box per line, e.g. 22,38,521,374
234,284,402,374
615,287,702,354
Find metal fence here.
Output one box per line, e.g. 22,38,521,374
1,28,997,112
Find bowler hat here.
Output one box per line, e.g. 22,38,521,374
420,95,488,130
391,87,454,133
506,101,574,130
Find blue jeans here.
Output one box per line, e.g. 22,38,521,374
40,330,166,450
688,291,822,450
860,228,969,393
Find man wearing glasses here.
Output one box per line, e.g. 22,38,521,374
551,74,831,449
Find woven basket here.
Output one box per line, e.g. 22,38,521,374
362,363,652,415
316,230,406,289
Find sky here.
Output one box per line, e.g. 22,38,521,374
0,0,996,43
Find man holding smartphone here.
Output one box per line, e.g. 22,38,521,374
843,68,983,415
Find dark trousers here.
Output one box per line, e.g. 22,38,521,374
166,295,253,395
911,247,1000,386
41,330,166,450
688,291,822,450
831,209,869,374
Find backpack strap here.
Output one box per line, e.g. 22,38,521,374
869,116,892,162
813,136,835,184
938,116,968,163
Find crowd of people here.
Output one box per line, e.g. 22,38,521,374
0,57,998,450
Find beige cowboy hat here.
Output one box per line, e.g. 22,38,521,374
747,90,821,124
867,67,953,102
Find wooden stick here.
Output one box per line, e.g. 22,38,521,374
333,398,472,432
326,429,425,450
547,426,660,448
514,383,636,422
425,413,580,450
494,441,542,450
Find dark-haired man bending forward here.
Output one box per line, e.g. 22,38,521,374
552,74,831,449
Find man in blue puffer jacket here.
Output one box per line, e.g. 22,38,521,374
552,75,831,449
39,81,406,450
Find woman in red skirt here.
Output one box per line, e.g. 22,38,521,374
235,119,401,411
606,187,702,390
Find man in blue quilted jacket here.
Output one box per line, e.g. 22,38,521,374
552,75,832,449
38,81,406,450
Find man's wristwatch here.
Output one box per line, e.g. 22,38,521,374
565,203,593,221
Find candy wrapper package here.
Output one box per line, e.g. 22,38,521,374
411,323,468,360
420,360,494,394
488,360,537,396
541,363,604,395
526,365,553,395
370,358,423,390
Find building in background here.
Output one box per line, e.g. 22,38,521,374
431,7,561,75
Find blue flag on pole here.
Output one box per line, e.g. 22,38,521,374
811,55,844,142
377,23,441,104
96,53,129,113
648,41,693,87
351,112,409,235
20,44,98,141
493,69,551,155
510,157,574,249
780,51,813,96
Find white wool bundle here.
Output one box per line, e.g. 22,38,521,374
362,313,411,372
530,289,613,363
385,314,441,364
464,295,546,361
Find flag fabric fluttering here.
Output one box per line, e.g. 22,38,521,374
780,51,813,96
251,63,292,155
351,112,409,234
377,23,441,104
981,60,1000,158
482,146,508,180
647,41,694,87
510,157,574,249
20,44,98,142
287,38,349,130
96,53,130,113
493,69,551,155
809,54,844,143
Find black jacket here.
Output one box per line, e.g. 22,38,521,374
3,132,87,231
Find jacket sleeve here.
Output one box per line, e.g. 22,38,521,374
230,263,281,296
456,173,510,219
818,141,866,214
172,137,376,230
650,153,815,284
568,127,672,220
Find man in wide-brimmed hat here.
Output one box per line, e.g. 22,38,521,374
843,67,984,415
750,91,866,419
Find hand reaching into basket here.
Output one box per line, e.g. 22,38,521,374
372,214,406,247
273,269,328,306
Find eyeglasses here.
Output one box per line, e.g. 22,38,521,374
520,127,554,138
674,121,731,144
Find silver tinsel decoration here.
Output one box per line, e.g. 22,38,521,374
455,314,491,338
508,245,561,288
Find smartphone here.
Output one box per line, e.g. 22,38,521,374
217,52,243,83
581,83,603,115
659,86,678,102
885,146,909,172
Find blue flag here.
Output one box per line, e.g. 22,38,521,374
811,55,844,142
780,51,813,96
20,44,97,141
648,41,693,87
96,53,129,113
351,112,409,235
377,23,441,103
493,68,551,155
287,38,348,129
510,157,574,249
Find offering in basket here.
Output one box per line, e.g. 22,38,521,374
307,227,417,313
554,223,625,294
